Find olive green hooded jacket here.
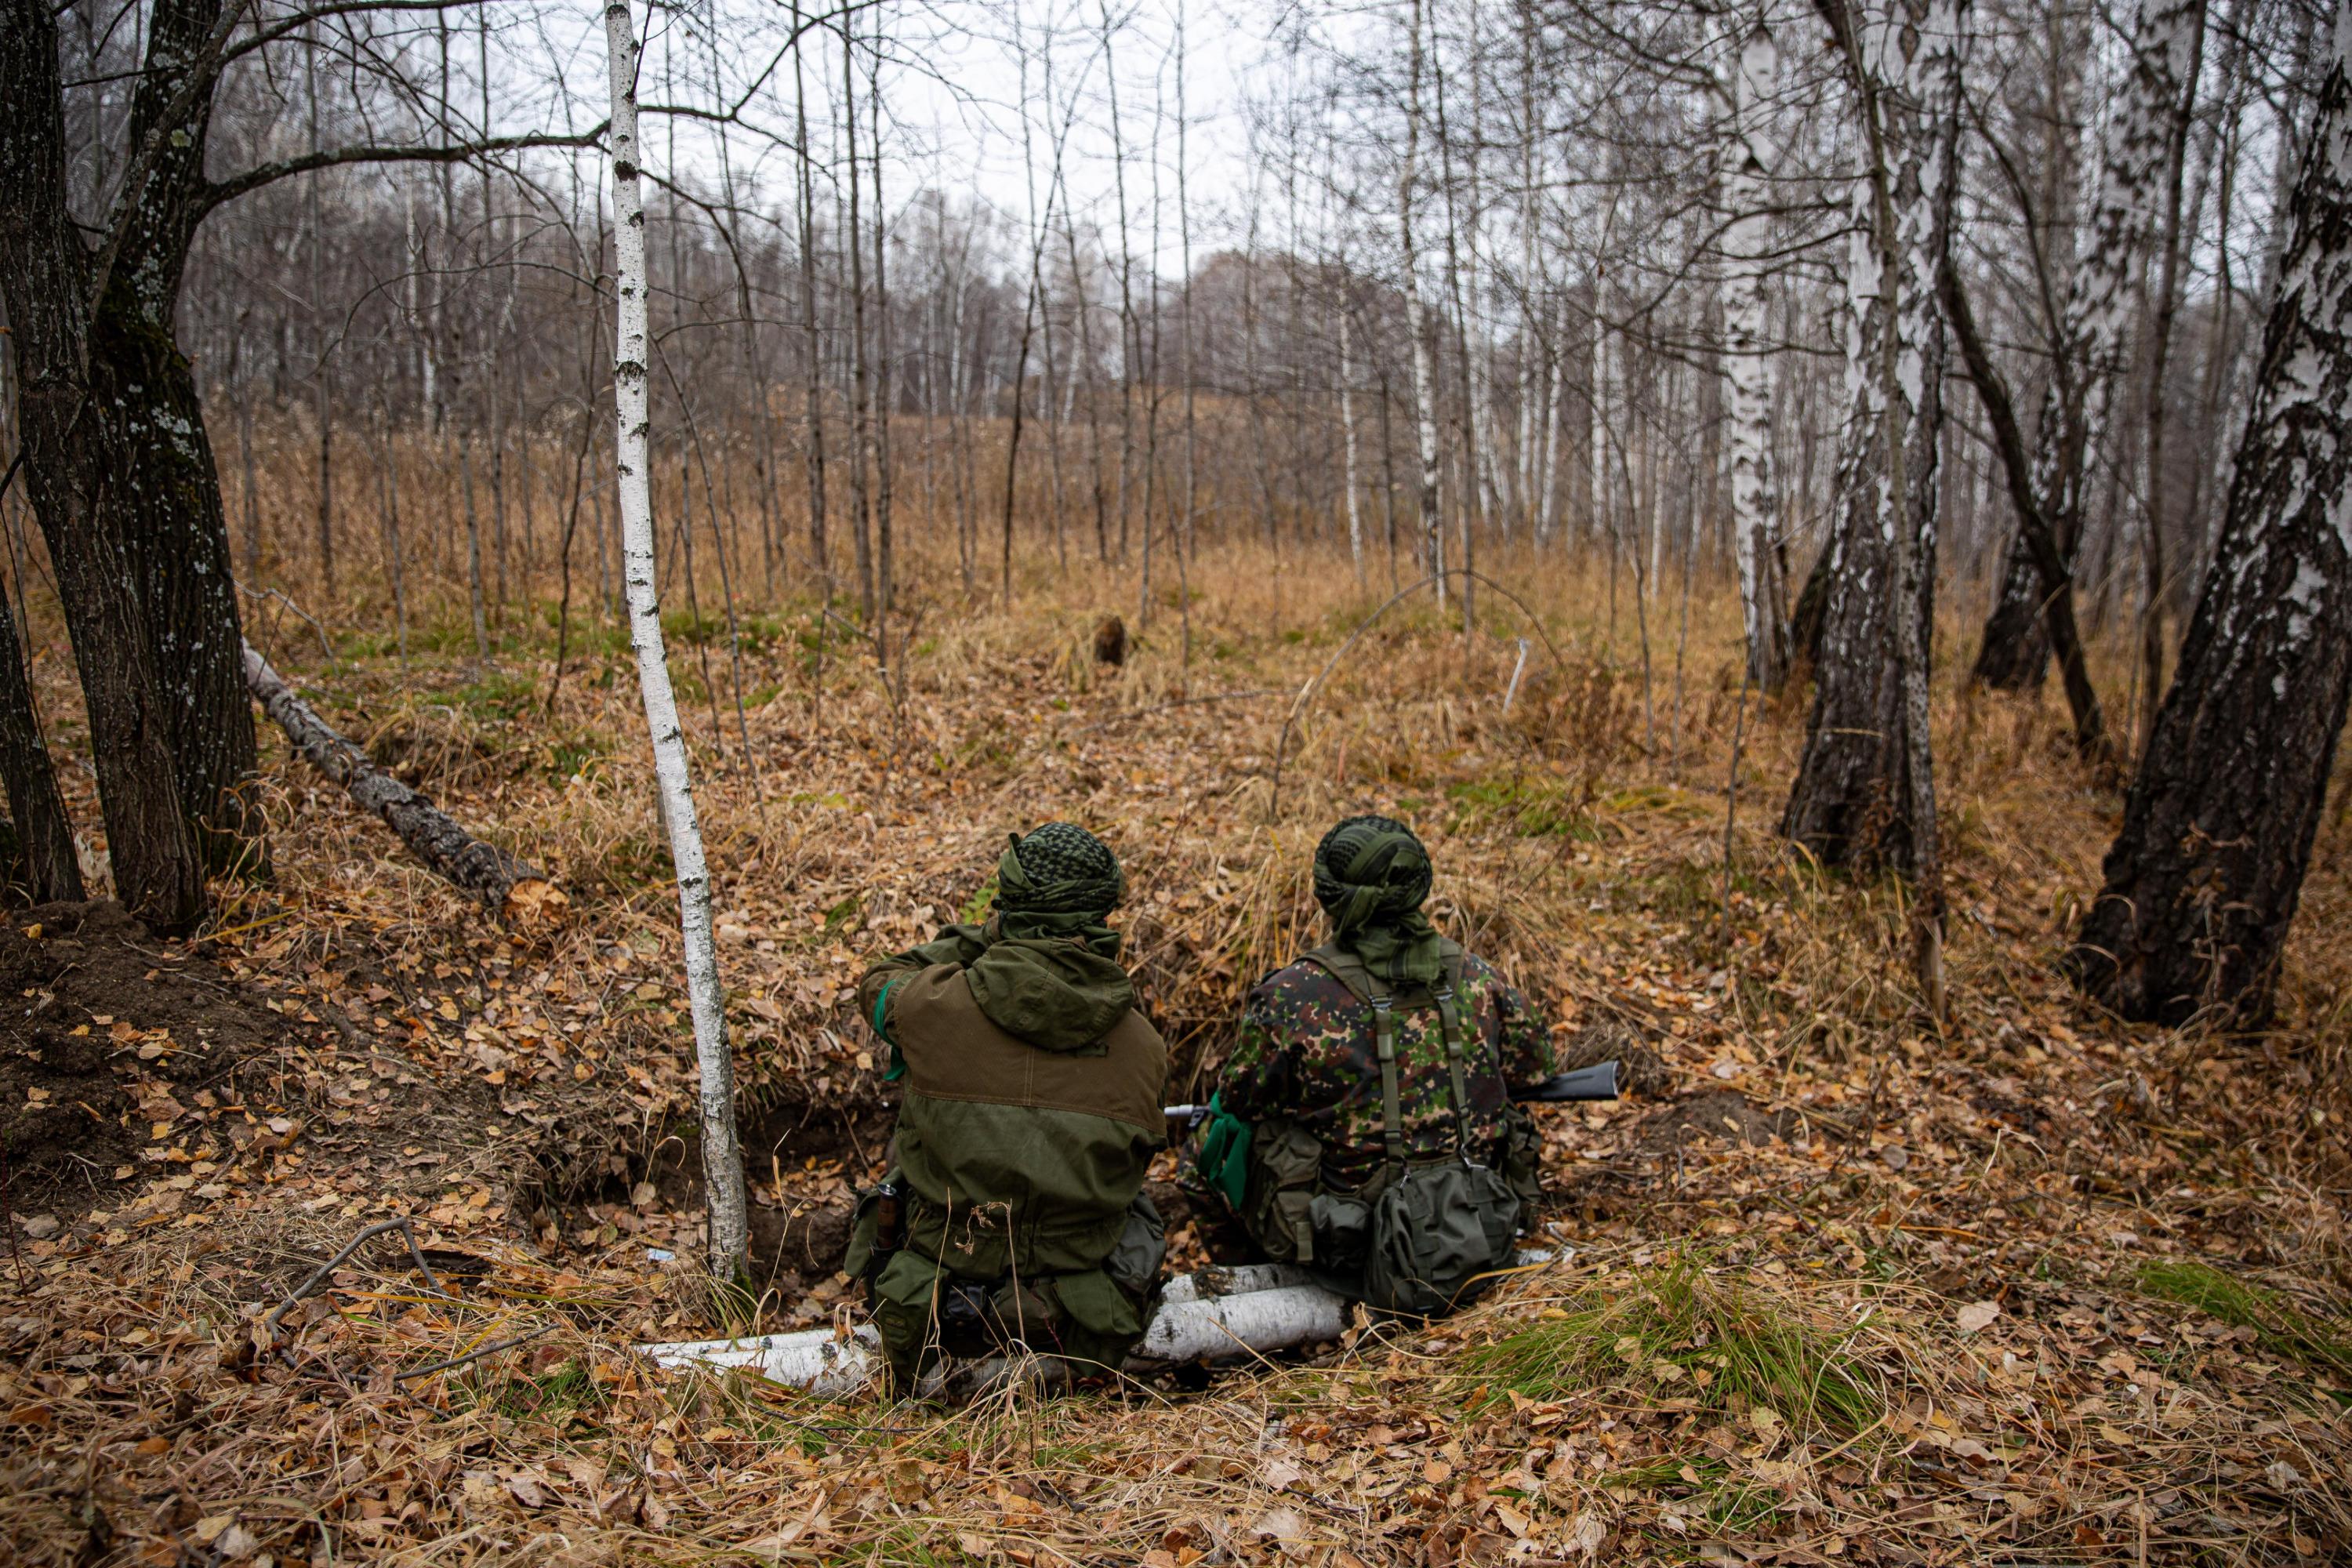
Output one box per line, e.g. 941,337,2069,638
858,922,1167,1283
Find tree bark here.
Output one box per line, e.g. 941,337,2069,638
1972,0,2209,690
1400,0,1446,598
243,644,554,915
604,0,751,1281
790,0,830,598
0,0,205,935
2068,12,2352,1027
0,586,82,903
1784,0,1966,897
1721,11,1792,695
93,0,261,872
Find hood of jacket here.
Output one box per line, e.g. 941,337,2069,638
963,933,1136,1052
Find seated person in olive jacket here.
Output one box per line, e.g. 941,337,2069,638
851,823,1167,1394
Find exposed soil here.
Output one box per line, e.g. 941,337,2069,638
1631,1087,1795,1152
0,902,281,1220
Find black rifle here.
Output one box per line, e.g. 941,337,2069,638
1513,1059,1621,1103
1163,1059,1620,1134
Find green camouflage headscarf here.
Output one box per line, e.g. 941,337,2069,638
960,823,1132,1051
993,822,1125,953
1313,814,1444,986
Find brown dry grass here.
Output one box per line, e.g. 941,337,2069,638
3,539,2349,1564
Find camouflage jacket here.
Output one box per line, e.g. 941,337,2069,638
1214,949,1555,1189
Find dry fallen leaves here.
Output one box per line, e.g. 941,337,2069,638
4,554,2349,1566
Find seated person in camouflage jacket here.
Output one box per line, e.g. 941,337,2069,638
851,823,1168,1394
1200,815,1555,1315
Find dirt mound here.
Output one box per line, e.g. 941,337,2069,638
0,902,280,1218
1633,1087,1795,1151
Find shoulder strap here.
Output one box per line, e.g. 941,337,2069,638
1302,946,1407,1174
1432,980,1475,1166
1300,944,1480,1170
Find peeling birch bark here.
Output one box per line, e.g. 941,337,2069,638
2071,5,2352,1026
1973,0,2211,689
1784,0,1969,916
1400,0,1447,600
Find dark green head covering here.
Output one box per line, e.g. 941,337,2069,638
940,822,1131,1052
993,822,1124,953
1313,814,1444,986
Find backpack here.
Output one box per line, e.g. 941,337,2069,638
1250,944,1525,1317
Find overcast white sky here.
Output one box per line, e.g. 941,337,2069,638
604,0,1379,276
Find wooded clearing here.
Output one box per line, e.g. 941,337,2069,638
2,0,2350,1561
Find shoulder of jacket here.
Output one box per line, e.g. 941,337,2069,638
1252,959,1366,1012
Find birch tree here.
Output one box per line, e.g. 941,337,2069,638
1971,0,2211,691
1400,0,1447,599
1784,0,1970,1006
1718,4,1791,695
2069,1,2352,1027
604,0,750,1282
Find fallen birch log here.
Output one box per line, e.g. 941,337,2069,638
639,1252,1561,1401
244,644,563,920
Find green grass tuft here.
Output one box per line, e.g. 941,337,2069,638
1463,1258,1879,1436
2138,1257,2352,1383
1446,775,1599,840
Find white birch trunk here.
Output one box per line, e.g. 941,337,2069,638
1880,0,1969,991
2071,0,2352,1022
1588,270,1610,543
1976,0,2209,684
2045,0,2207,526
1402,0,1446,601
604,0,750,1282
1722,12,1791,692
1537,290,1570,543
1339,308,1367,575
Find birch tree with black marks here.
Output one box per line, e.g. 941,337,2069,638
1970,0,2210,692
2069,0,2352,1028
1717,2,1792,695
1784,0,1970,1005
604,0,750,1281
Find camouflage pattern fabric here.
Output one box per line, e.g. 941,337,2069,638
1214,952,1555,1189
999,822,1123,917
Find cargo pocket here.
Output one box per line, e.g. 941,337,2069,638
1243,1120,1326,1265
1050,1269,1143,1341
844,1184,884,1281
1103,1192,1167,1305
870,1247,946,1312
868,1248,950,1390
1308,1191,1371,1274
1048,1267,1145,1378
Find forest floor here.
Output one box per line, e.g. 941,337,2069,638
2,551,2348,1566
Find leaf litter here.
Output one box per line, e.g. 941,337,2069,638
2,557,2348,1563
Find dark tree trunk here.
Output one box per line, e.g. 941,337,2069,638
1939,261,2112,764
1971,0,2210,692
92,0,260,872
1784,0,1964,887
0,588,84,902
1788,539,1833,670
1783,378,1922,869
2069,24,2352,1027
1971,535,2054,688
0,0,205,932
